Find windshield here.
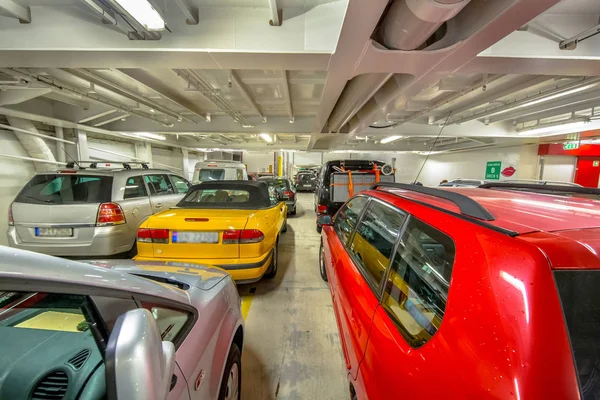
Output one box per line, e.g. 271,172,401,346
198,169,225,181
554,270,600,400
15,174,113,204
180,189,251,204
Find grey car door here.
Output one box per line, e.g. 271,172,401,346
121,175,153,230
144,174,181,212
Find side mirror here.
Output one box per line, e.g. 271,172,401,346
317,214,333,226
106,309,175,400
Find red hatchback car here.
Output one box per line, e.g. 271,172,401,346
318,182,600,400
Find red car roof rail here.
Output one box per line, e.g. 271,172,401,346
479,182,600,196
371,182,520,237
371,182,496,221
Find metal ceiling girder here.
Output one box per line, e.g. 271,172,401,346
44,92,90,109
79,0,117,25
514,97,600,126
1,68,170,126
268,0,281,26
559,23,600,50
449,77,600,125
229,70,266,121
0,88,52,106
173,0,199,25
94,113,131,127
432,76,557,125
346,0,565,135
0,0,30,23
116,69,208,121
174,69,252,127
280,70,294,122
78,109,118,124
62,68,192,123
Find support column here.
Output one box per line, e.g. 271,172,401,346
181,148,190,180
54,126,66,163
7,116,56,172
134,142,153,167
76,129,89,161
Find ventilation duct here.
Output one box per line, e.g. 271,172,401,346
380,0,471,51
7,117,57,172
326,0,471,133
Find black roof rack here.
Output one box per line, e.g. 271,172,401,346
371,182,496,221
65,160,149,170
478,182,600,195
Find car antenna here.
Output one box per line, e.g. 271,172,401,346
412,111,452,184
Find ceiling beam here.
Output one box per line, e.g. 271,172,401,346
43,92,90,109
94,113,130,127
173,0,198,24
432,76,556,125
117,69,208,121
229,70,266,121
78,109,117,123
0,0,30,23
62,68,192,123
280,71,294,123
268,0,281,26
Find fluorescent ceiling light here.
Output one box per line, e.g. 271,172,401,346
196,148,238,152
121,132,166,141
517,121,589,136
380,135,403,144
259,133,273,143
490,84,597,117
114,0,165,31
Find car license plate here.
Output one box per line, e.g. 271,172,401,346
172,231,219,244
303,185,311,187
35,227,73,237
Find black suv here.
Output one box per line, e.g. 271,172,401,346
314,159,387,232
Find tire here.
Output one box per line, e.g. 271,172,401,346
291,207,297,216
316,225,322,234
282,218,288,233
265,240,278,279
126,242,138,258
218,343,241,400
319,240,328,282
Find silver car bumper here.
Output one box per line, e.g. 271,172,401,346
7,225,134,257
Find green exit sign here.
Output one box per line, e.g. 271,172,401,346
563,142,579,150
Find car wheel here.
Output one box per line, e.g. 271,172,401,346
218,343,241,400
316,225,322,234
282,218,288,233
291,207,297,216
265,240,278,279
319,240,328,282
126,242,138,258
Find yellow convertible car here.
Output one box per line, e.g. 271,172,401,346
135,180,288,283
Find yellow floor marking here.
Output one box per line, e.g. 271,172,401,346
15,311,84,332
241,295,254,321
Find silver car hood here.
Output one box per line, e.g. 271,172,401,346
85,260,229,291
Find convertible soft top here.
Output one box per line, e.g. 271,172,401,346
177,180,274,209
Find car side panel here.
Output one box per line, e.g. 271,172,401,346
354,192,579,399
240,203,285,259
323,225,378,380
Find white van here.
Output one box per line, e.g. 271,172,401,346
192,160,248,183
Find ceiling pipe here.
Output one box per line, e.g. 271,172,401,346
326,0,471,133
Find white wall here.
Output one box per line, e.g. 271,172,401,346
244,151,275,173
151,147,184,173
0,133,36,246
540,155,577,183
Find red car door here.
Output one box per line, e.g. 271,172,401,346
326,197,406,380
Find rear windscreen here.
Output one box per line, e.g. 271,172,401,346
554,270,600,399
15,174,113,204
198,169,225,181
298,174,314,183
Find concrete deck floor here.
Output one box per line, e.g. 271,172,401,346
237,193,348,400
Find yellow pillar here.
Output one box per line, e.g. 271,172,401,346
278,155,283,177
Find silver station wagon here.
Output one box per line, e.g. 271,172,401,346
7,161,190,257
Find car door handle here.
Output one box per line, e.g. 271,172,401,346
155,203,163,208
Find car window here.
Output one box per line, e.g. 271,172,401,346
140,302,192,344
144,174,175,196
333,196,369,245
181,189,251,204
382,217,455,348
349,201,406,290
199,169,225,181
16,174,113,204
268,186,279,206
123,175,148,199
170,175,190,194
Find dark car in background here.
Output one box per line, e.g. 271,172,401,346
296,172,317,192
258,177,297,215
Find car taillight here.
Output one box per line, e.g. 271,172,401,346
137,228,169,244
222,229,264,244
8,204,13,226
284,190,294,200
97,203,125,226
317,204,327,214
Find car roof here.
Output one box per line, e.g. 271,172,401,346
38,168,172,176
0,247,193,306
375,187,600,235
